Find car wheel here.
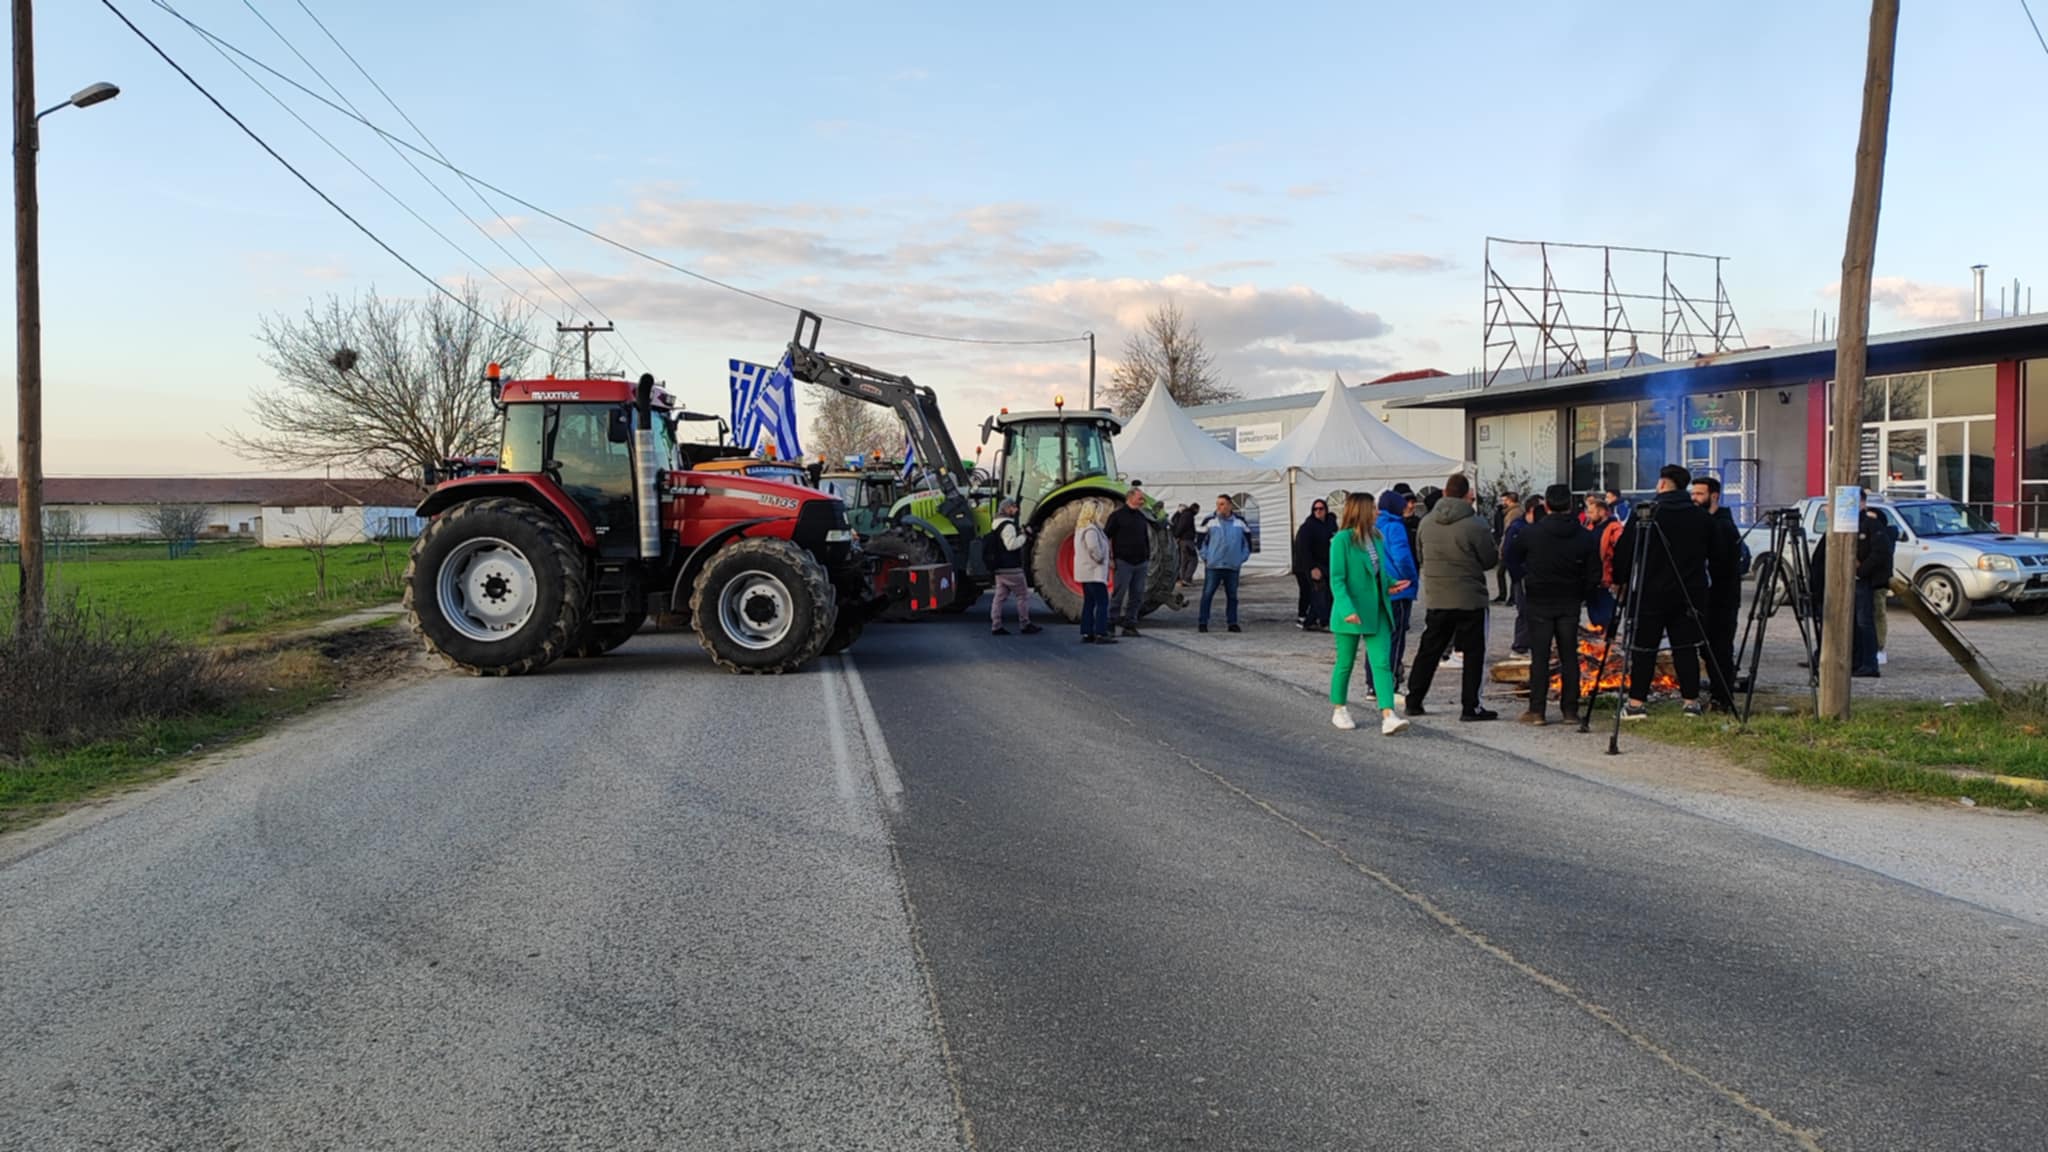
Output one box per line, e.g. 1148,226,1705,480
1915,568,1971,621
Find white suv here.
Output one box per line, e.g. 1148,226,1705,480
1743,496,2048,620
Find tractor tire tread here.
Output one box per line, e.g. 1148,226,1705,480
688,536,836,674
403,497,588,677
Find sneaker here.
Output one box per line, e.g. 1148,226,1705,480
1081,635,1097,644
1877,649,1888,666
991,627,1011,636
1683,700,1705,718
1121,626,1139,638
1404,697,1428,717
1227,624,1242,633
1198,624,1209,633
1020,623,1042,635
1381,713,1411,736
1445,652,1464,668
1622,702,1648,722
1097,636,1120,645
1296,620,1309,631
1459,708,1500,723
1331,706,1356,730
1518,711,1548,727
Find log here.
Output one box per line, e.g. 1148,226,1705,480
1889,575,2008,702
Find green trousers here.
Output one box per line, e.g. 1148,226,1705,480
1331,627,1397,711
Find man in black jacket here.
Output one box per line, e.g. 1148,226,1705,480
1509,484,1601,725
1103,486,1155,638
1691,476,1744,710
1612,465,1712,719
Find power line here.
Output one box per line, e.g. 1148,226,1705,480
288,0,649,374
97,0,551,354
2024,0,2048,57
140,2,1093,349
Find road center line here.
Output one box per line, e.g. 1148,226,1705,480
841,655,904,811
1109,706,1830,1152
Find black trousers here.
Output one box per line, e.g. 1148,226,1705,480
1704,597,1740,707
1853,582,1880,676
1525,601,1581,718
1627,601,1704,703
1405,607,1487,713
1495,563,1510,600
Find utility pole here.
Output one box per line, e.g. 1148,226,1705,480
1819,0,1900,721
14,0,42,637
1086,331,1096,410
557,320,613,378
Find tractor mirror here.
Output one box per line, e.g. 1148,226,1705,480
607,405,631,444
979,416,995,445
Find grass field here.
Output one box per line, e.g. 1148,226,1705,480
0,541,405,640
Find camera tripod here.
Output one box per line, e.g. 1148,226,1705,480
1733,507,1819,724
1577,502,1738,754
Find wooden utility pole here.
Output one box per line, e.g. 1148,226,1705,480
1819,0,1900,721
1086,331,1096,410
556,320,613,378
13,0,43,637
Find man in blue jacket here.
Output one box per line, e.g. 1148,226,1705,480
1196,494,1252,633
1375,489,1420,686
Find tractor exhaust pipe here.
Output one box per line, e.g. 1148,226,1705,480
634,373,661,561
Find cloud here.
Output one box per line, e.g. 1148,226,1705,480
1090,219,1155,238
1287,183,1336,200
1222,181,1263,196
1188,258,1278,277
1334,251,1454,275
1821,276,1971,325
1025,275,1388,347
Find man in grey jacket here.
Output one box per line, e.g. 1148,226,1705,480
1402,473,1501,721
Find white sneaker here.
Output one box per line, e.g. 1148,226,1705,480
1331,706,1357,730
1445,652,1464,668
1877,650,1888,666
1381,713,1410,736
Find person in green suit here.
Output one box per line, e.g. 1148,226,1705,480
1329,492,1414,735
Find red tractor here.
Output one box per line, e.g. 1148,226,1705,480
404,368,951,675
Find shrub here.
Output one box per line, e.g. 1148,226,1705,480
1,596,225,759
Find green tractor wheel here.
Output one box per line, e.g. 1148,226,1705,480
1140,518,1180,615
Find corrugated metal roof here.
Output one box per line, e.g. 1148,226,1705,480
0,477,424,507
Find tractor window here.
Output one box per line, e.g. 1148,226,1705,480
1005,424,1065,515
1065,422,1115,482
651,409,678,471
548,403,636,548
500,404,545,474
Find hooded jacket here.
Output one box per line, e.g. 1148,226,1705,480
1612,489,1711,604
1512,510,1601,606
1415,497,1498,612
1374,506,1419,601
1292,511,1337,578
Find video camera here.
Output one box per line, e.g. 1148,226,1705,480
1761,505,1804,525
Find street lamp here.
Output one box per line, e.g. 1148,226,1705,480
13,22,121,636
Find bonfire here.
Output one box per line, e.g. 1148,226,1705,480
1491,623,1682,702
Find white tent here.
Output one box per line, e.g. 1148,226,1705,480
1254,373,1464,532
1117,379,1291,575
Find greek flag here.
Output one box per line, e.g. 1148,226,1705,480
728,356,805,460
901,434,917,481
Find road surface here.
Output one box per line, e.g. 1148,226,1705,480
4,615,2045,1150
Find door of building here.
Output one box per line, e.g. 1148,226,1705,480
1683,434,1754,519
1880,423,1931,497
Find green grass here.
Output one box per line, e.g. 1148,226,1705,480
1637,693,2048,810
0,541,404,640
0,671,334,834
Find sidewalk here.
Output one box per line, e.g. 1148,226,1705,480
1141,573,2048,927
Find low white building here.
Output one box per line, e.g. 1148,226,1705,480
0,477,422,545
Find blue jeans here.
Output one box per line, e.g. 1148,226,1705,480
1081,581,1110,637
1387,598,1414,681
1200,567,1241,626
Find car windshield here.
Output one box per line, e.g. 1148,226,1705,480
751,466,810,487
1898,501,1995,538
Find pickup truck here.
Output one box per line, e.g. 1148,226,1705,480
1741,495,2048,620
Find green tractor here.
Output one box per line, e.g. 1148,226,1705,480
784,311,1178,622
816,462,906,541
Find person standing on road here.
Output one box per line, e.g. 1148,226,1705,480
1293,498,1337,631
1104,487,1154,638
1583,494,1621,629
1613,465,1711,720
1503,497,1542,656
1374,488,1420,686
1511,484,1601,726
985,499,1041,636
1402,473,1501,722
1854,504,1894,678
1328,493,1414,736
1197,494,1251,633
1491,492,1521,604
1075,502,1115,645
1691,476,1743,709
1170,502,1200,588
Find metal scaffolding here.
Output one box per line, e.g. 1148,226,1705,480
1480,238,1747,389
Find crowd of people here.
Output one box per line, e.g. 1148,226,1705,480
987,465,1898,724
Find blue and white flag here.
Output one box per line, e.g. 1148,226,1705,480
901,434,917,481
728,356,805,460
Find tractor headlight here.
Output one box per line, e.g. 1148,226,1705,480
826,529,855,543
1977,554,2017,572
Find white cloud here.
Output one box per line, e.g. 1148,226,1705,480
1287,183,1336,200
1334,251,1454,275
1820,276,1971,325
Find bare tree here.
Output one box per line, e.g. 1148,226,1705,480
1104,301,1239,416
231,284,583,482
43,509,80,544
139,504,213,547
806,385,896,467
290,507,363,600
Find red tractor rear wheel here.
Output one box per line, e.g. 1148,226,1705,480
404,498,588,676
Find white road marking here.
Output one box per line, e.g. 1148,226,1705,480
820,663,860,802
841,654,904,811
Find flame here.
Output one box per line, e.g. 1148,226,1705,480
1543,626,1681,699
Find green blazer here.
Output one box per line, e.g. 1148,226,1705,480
1328,530,1397,636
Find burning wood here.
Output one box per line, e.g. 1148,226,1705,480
1491,624,1682,700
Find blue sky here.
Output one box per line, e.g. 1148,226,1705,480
11,0,2047,473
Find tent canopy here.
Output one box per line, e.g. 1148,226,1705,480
1117,378,1273,483
1254,373,1461,481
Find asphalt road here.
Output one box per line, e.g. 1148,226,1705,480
4,613,2046,1150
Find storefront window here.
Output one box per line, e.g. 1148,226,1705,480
1931,366,1995,418
1634,398,1671,490
1888,373,1929,421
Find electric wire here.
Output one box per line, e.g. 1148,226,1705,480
141,1,1092,348
97,0,552,355
2023,0,2048,58
288,0,648,374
